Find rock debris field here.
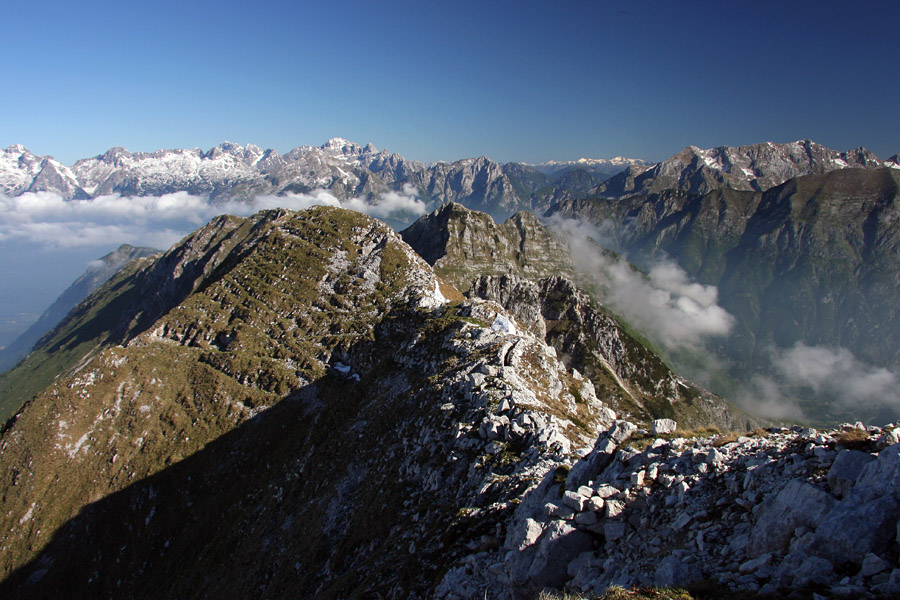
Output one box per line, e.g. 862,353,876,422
440,420,900,599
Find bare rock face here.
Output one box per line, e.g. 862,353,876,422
400,202,575,292
468,273,760,432
597,139,891,198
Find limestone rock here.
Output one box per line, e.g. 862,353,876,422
827,449,876,497
747,479,836,557
651,419,677,435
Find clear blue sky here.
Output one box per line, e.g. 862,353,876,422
2,0,898,165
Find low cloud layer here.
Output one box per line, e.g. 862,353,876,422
549,217,734,351
733,343,900,423
781,343,899,410
344,184,431,221
0,186,430,250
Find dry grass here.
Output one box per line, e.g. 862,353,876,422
835,427,871,450
437,277,466,302
627,427,723,451
711,432,740,447
538,587,693,600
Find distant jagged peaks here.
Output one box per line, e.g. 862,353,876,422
318,136,378,156
598,139,899,198
0,144,88,198
2,138,897,221
526,156,649,177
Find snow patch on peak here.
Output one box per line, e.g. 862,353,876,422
4,143,29,155
324,137,352,147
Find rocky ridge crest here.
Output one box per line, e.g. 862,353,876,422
401,202,576,292
0,206,620,598
597,139,896,198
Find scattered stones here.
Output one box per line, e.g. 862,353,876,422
562,490,586,512
605,499,625,519
483,422,900,598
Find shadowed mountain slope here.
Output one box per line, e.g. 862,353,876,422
550,167,900,424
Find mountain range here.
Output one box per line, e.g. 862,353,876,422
550,155,900,424
1,201,898,599
3,137,899,426
1,132,900,595
0,138,648,220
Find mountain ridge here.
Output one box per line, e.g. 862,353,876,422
597,139,898,198
549,167,900,424
2,205,899,598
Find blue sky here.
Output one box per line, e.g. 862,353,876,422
2,0,898,165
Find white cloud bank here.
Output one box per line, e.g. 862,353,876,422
548,217,734,351
733,343,900,422
0,186,430,250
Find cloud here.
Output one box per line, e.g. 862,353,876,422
0,187,428,250
731,343,900,423
0,191,239,248
343,184,431,220
775,343,900,410
735,374,806,421
548,216,734,350
232,190,341,214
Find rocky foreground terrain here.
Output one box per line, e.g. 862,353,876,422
0,206,898,599
437,420,900,599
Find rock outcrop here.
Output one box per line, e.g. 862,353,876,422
436,423,900,599
401,202,575,292
468,274,760,433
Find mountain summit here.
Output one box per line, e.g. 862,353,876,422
597,139,895,198
2,205,899,598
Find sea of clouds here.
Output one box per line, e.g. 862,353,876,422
0,184,430,249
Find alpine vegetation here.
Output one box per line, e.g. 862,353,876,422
1,137,900,599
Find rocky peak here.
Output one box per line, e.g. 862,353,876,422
0,205,626,598
320,136,369,157
99,146,133,164
401,202,575,291
597,140,893,198
468,274,759,432
0,144,85,198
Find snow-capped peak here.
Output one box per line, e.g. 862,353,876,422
4,143,29,155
